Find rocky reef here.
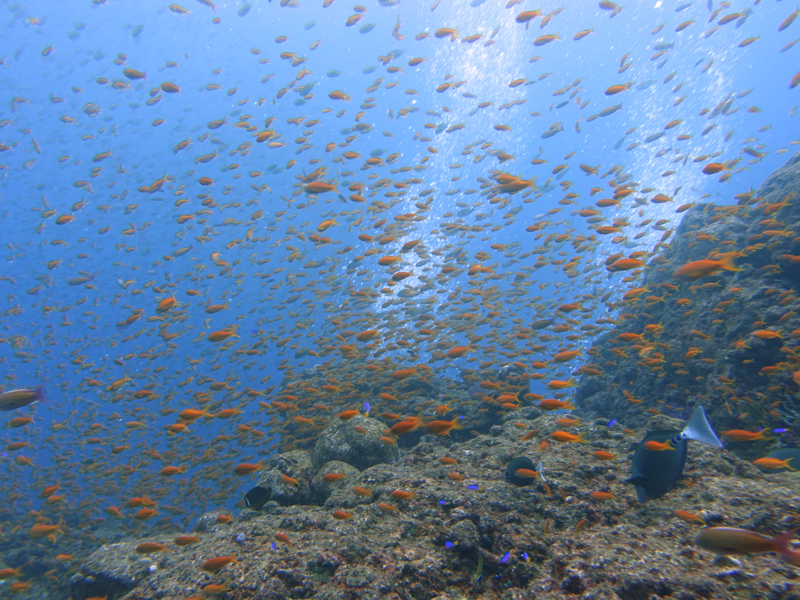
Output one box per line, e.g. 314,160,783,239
28,157,800,600
576,150,800,458
68,411,800,600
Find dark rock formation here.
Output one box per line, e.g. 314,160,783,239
576,151,800,457
312,414,399,470
66,411,800,600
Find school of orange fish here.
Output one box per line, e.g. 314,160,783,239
1,0,800,593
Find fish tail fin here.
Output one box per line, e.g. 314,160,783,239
774,530,800,566
683,406,723,447
718,252,743,272
565,401,576,410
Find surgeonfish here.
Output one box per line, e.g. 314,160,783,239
626,406,722,502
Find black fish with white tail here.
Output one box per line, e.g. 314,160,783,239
626,406,722,502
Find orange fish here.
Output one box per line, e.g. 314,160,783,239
446,345,471,358
752,457,796,471
275,532,292,546
593,450,615,461
390,367,417,380
750,330,782,340
201,555,237,573
280,474,300,486
674,252,743,280
674,509,705,524
549,431,587,443
8,416,34,428
338,409,362,420
701,162,727,174
514,468,544,481
546,378,576,390
589,491,614,501
207,330,238,343
232,461,265,476
159,466,187,477
174,535,201,546
644,440,675,452
304,181,338,194
389,490,415,501
317,218,339,232
696,527,800,564
201,582,231,596
721,429,772,442
28,523,63,539
356,330,378,341
105,506,123,518
389,412,423,436
538,399,575,411
40,484,60,498
425,417,464,436
179,409,212,421
0,568,21,579
160,82,181,94
134,508,158,520
552,349,582,363
136,542,170,554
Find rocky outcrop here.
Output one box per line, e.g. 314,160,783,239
65,411,800,600
575,151,800,458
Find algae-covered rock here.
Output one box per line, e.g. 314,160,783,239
69,543,154,600
256,449,314,506
312,460,361,503
575,150,800,456
312,414,399,470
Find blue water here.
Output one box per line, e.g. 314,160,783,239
0,0,798,586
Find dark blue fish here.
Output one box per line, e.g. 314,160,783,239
626,406,722,502
244,485,271,510
505,457,545,487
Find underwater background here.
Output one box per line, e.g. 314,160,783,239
1,0,800,597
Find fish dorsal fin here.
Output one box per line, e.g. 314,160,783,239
681,406,723,448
